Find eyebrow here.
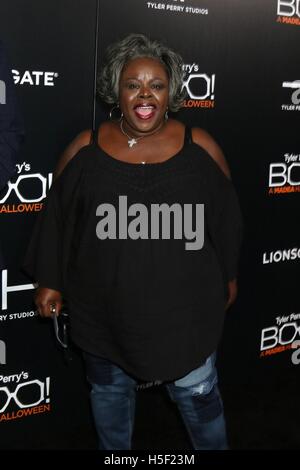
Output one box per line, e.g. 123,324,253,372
122,77,167,81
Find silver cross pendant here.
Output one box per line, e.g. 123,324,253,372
128,138,137,148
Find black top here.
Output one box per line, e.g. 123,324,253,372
23,127,243,382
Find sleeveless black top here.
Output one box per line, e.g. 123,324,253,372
24,127,243,382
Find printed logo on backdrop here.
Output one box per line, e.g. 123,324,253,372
260,313,300,366
0,340,6,365
182,64,215,109
277,0,300,26
281,80,300,112
0,162,52,214
146,0,208,16
1,269,36,320
0,371,51,422
263,247,300,265
12,70,59,87
0,79,6,104
268,152,300,194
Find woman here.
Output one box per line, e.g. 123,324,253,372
24,34,242,450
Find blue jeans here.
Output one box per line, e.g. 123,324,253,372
83,351,228,450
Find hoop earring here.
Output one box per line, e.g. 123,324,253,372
109,104,123,122
165,108,169,121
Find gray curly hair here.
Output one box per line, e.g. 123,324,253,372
97,33,186,112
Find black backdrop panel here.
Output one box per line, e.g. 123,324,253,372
0,0,299,449
0,0,97,449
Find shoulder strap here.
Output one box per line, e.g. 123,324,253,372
89,127,98,145
184,126,193,145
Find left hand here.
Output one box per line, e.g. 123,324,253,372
226,278,238,310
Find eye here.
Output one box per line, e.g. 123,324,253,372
151,83,165,90
127,83,139,90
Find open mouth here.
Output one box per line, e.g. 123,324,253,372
134,105,156,120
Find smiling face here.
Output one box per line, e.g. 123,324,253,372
119,57,169,137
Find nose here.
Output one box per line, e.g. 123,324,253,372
139,85,152,99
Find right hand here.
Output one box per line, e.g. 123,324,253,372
34,287,63,318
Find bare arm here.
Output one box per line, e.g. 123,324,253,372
53,129,92,180
191,128,231,179
192,128,238,309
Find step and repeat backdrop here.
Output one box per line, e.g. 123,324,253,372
0,0,299,449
